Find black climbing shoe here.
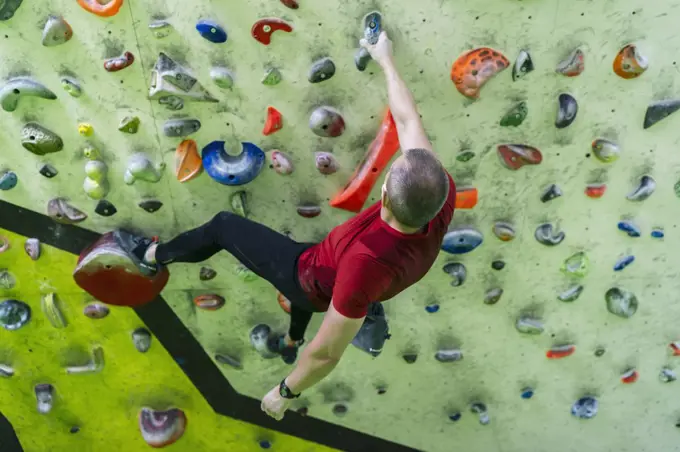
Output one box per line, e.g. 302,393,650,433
267,335,304,365
113,229,160,277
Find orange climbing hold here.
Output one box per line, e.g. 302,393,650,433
263,106,283,136
277,292,291,314
175,139,203,183
585,183,606,199
77,0,124,17
450,47,509,98
612,44,648,79
455,187,478,209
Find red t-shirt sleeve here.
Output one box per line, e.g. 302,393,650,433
332,255,393,319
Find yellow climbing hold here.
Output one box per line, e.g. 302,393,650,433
78,123,94,137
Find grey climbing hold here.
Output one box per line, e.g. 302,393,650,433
309,106,345,137
592,139,620,163
47,198,87,224
515,316,544,334
626,175,656,201
492,221,515,241
35,383,54,414
83,160,109,200
139,199,163,213
558,285,584,302
21,123,63,155
215,354,242,370
39,163,58,178
332,404,348,417
470,403,490,425
42,15,73,47
0,0,22,21
556,48,585,76
402,353,418,364
149,52,217,103
249,324,277,359
0,270,16,289
605,287,638,318
491,260,505,270
132,327,152,352
541,184,563,203
355,47,372,71
315,152,339,175
659,367,677,383
308,57,336,83
435,349,463,363
571,396,597,419
24,238,40,261
65,346,104,374
124,153,165,184
60,77,82,97
484,288,503,305
118,116,140,134
561,252,589,277
0,299,31,330
534,223,565,246
210,67,233,89
262,67,282,86
0,78,57,112
0,364,14,377
159,95,184,110
442,227,484,254
456,150,476,162
512,49,534,81
0,171,17,191
163,118,201,137
149,20,173,38
442,262,467,287
230,191,248,218
94,199,117,217
643,99,680,129
199,267,217,281
555,93,578,128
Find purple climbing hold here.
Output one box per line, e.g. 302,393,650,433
613,255,635,272
618,220,641,237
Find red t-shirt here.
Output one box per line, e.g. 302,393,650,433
296,173,456,318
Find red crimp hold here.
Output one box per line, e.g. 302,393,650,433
585,183,606,199
497,144,542,170
263,106,283,136
670,342,680,356
621,369,638,384
104,51,134,72
280,0,299,9
546,345,575,359
251,18,293,45
193,294,225,311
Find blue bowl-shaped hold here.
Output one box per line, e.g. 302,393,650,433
425,304,440,313
617,221,640,237
448,412,462,422
196,20,227,43
0,171,18,190
651,228,664,239
520,388,534,399
441,228,483,254
259,440,272,449
613,255,634,272
202,141,266,186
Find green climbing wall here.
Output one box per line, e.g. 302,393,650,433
2,0,680,451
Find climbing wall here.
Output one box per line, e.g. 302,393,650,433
2,0,680,451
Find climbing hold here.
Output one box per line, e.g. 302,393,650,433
500,101,528,127
210,67,233,89
280,0,299,8
118,116,140,134
512,49,534,81
0,271,15,289
0,237,8,254
308,57,336,83
555,93,578,128
0,365,14,378
47,198,87,224
585,183,606,198
42,16,73,47
83,303,109,319
362,11,382,44
0,171,17,190
448,412,462,422
230,191,248,217
277,292,291,313
215,354,242,370
651,228,664,239
164,118,201,137
193,294,225,311
94,199,117,217
455,187,478,209
103,51,134,72
670,342,680,356
23,238,39,261
450,47,509,98
644,99,680,129
470,403,490,425
199,267,217,281
60,77,82,97
491,260,505,271
492,222,515,241
77,0,123,17
309,106,346,137
455,150,475,163
139,407,187,448
196,19,227,43
515,316,544,334
442,262,467,287
435,349,463,362
83,160,109,200
78,123,94,137
66,345,105,374
297,204,321,218
124,153,165,185
613,255,635,272
41,293,66,328
571,396,597,419
592,139,620,163
0,78,57,112
202,141,266,186
355,48,372,72
660,368,677,383
249,324,277,359
425,304,440,313
315,152,339,175
556,48,584,76
605,287,638,318
175,140,203,183
35,384,54,414
261,68,282,86
139,199,163,213
561,252,589,277
534,223,565,246
546,344,575,359
484,288,503,305
621,368,638,384
149,53,217,104
132,328,152,352
558,285,584,302
39,163,58,178
0,299,31,330
263,106,283,136
149,20,172,39
0,0,22,20
235,265,257,282
332,404,348,417
541,184,563,203
613,44,648,79
159,96,184,110
403,353,418,364
251,18,293,45
269,150,294,175
626,175,656,201
83,144,99,160
521,387,534,399
441,227,483,254
497,144,542,170
594,347,606,357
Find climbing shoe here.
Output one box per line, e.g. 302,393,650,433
114,229,160,277
267,335,304,365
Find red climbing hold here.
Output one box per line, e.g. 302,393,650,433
251,18,293,45
546,345,575,359
280,0,299,9
497,144,542,170
450,47,509,98
193,294,225,311
585,183,606,198
262,106,283,136
669,342,680,356
103,51,134,72
621,369,638,384
277,292,292,314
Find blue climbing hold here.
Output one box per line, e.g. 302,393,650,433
0,171,17,190
613,255,635,272
425,304,440,313
571,396,598,419
617,221,640,237
441,228,483,254
196,20,227,43
651,228,664,239
259,440,272,449
202,141,266,186
448,412,462,422
520,387,534,399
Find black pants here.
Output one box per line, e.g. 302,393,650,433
155,211,317,341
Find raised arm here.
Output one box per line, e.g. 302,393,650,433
361,31,433,155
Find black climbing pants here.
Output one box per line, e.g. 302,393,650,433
155,211,317,341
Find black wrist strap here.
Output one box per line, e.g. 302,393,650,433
279,378,300,399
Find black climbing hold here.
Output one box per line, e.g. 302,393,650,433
332,403,348,417
470,403,490,425
626,175,656,201
259,440,272,449
491,260,505,270
541,184,563,202
594,347,606,357
556,93,578,128
484,288,503,305
644,99,680,129
448,412,462,422
512,49,534,81
376,386,387,395
94,199,117,217
69,426,80,434
0,0,22,21
308,57,336,83
402,353,418,364
442,262,467,286
139,199,163,213
200,266,217,281
354,48,372,71
535,223,565,246
39,163,58,178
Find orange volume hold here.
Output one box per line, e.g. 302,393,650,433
451,47,509,98
77,0,124,17
175,139,203,183
263,106,283,136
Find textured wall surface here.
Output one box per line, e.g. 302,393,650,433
1,0,680,451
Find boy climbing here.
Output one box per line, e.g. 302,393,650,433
133,30,456,420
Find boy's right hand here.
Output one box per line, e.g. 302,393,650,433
360,31,393,67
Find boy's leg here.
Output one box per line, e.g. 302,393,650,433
268,305,314,364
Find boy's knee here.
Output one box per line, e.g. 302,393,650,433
213,211,233,224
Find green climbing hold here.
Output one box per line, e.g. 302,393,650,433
234,265,258,282
119,116,140,134
456,150,475,162
561,252,589,277
262,68,282,86
500,101,528,127
674,180,680,198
